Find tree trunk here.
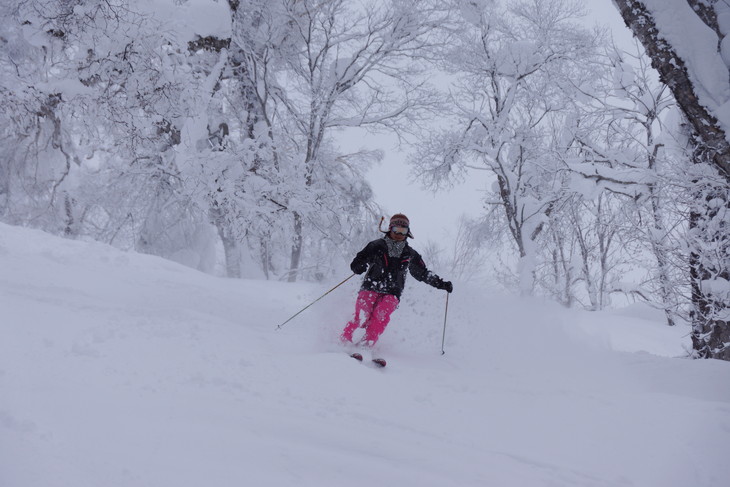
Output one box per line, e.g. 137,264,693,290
210,206,241,278
63,192,76,237
259,237,275,280
648,184,677,326
220,232,242,279
688,174,730,360
288,212,303,282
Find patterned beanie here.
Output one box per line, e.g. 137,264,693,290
389,213,414,238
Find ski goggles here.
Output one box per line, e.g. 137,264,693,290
391,226,409,236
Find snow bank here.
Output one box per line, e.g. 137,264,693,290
1,223,728,487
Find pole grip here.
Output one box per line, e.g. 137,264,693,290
440,292,449,355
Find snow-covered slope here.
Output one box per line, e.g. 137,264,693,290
2,223,729,487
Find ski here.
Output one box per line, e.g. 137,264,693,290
348,353,386,368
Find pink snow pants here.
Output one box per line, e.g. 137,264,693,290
341,290,399,346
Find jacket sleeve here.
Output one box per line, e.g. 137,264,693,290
350,241,379,274
408,250,447,289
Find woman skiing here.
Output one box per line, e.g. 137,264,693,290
341,214,453,348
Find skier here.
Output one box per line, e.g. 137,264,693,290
341,213,453,349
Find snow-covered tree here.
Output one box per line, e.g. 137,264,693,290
614,0,730,360
413,0,601,295
0,0,97,235
3,0,190,257
1,0,443,281
274,0,445,281
556,41,688,321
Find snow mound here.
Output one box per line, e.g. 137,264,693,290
1,223,729,487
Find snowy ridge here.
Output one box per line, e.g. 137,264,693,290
1,223,729,487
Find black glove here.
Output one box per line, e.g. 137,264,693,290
441,281,453,293
351,263,367,275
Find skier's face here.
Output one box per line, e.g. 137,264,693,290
390,226,408,241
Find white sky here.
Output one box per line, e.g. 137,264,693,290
344,1,636,245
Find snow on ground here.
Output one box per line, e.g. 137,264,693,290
1,222,729,487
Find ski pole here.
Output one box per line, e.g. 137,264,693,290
276,274,356,330
440,292,450,355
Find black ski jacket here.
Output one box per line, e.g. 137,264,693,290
350,238,448,299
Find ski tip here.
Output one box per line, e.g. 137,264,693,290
372,358,387,367
350,352,363,361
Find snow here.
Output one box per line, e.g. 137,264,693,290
1,222,729,487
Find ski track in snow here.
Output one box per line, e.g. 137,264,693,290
1,223,729,487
